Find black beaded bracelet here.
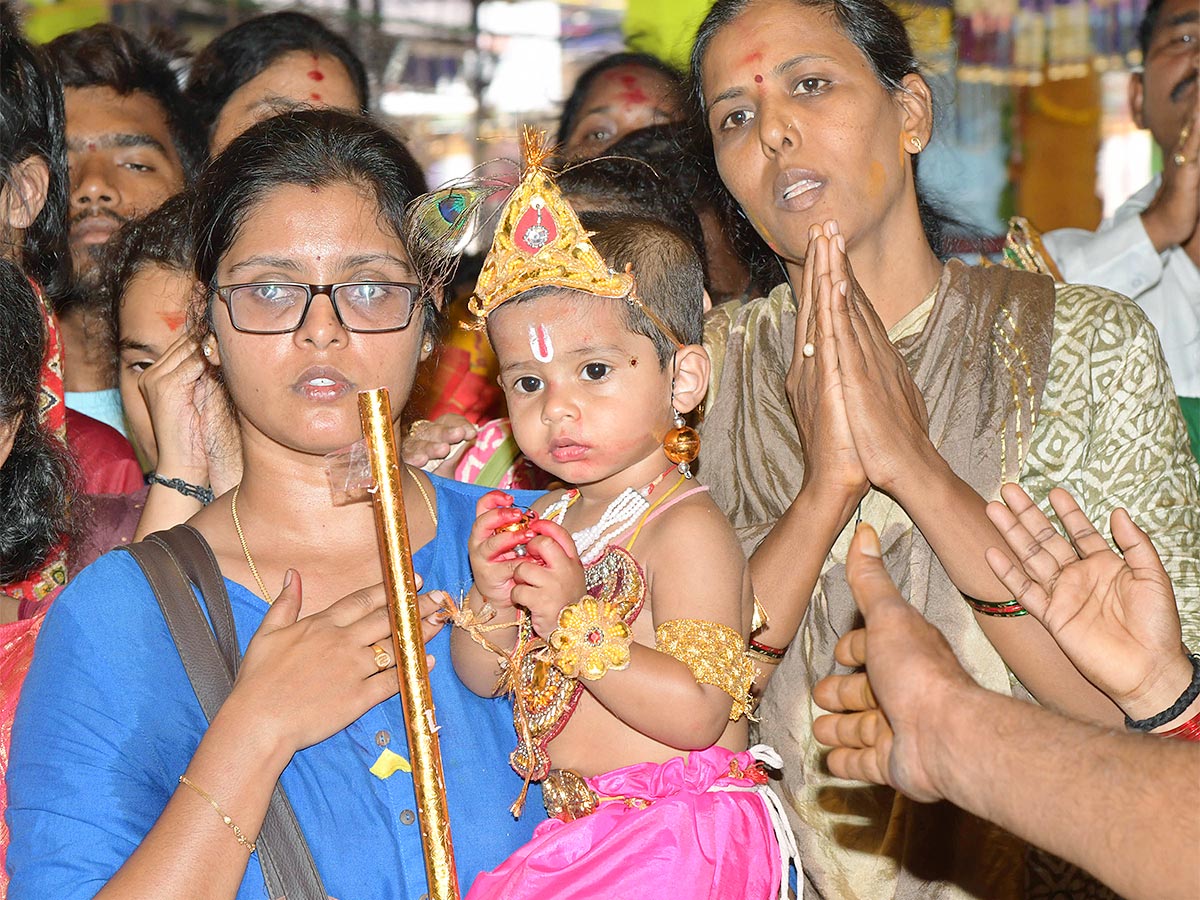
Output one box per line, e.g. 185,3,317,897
1124,652,1200,732
147,472,215,506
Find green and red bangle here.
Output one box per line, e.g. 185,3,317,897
965,597,1028,618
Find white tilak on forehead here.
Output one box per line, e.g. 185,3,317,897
529,323,554,363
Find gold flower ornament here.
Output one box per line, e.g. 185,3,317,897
549,596,633,681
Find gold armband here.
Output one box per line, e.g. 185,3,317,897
549,596,633,681
655,618,758,721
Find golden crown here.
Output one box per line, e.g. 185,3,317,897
469,127,634,319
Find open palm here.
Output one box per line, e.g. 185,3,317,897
985,484,1182,713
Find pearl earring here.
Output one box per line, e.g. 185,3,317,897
202,343,213,358
422,339,433,354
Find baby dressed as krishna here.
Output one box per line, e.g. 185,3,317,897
444,131,797,899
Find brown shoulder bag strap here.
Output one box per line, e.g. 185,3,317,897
123,529,328,900
147,525,240,675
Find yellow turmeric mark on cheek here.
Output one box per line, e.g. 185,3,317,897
866,160,886,198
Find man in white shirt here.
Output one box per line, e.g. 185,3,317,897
1043,0,1199,459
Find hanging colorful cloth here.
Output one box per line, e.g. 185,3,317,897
2,278,70,603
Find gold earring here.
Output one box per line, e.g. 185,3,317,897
663,408,700,479
910,136,923,152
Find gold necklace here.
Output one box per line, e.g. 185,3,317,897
230,468,437,605
231,484,274,604
407,466,438,528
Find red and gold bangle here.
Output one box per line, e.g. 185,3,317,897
1161,709,1200,742
747,638,787,664
965,597,1028,618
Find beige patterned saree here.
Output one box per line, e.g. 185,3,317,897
702,260,1053,899
701,259,1200,899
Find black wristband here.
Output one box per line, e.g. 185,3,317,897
1124,652,1200,732
147,472,215,506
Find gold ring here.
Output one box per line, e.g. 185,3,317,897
406,418,432,439
371,644,392,670
1174,152,1188,167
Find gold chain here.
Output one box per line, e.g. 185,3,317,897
407,466,438,528
230,469,437,606
178,775,257,852
231,484,274,604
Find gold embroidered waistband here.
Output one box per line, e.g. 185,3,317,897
542,768,598,821
541,768,653,822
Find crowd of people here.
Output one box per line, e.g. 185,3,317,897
0,0,1197,898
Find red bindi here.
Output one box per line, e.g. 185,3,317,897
160,312,185,332
310,93,322,101
307,52,325,81
754,74,763,83
606,70,653,104
630,357,638,368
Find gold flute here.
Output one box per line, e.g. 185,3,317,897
358,388,459,900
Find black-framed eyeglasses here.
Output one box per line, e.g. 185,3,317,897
214,281,422,334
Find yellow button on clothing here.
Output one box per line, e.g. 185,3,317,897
369,747,411,780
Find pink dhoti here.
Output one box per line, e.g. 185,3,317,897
466,746,785,900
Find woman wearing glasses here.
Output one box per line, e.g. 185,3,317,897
6,110,540,899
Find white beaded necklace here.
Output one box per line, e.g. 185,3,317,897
543,469,671,565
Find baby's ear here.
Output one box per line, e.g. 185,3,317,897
671,344,710,415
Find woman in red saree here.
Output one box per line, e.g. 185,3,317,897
0,8,82,884
0,260,80,890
